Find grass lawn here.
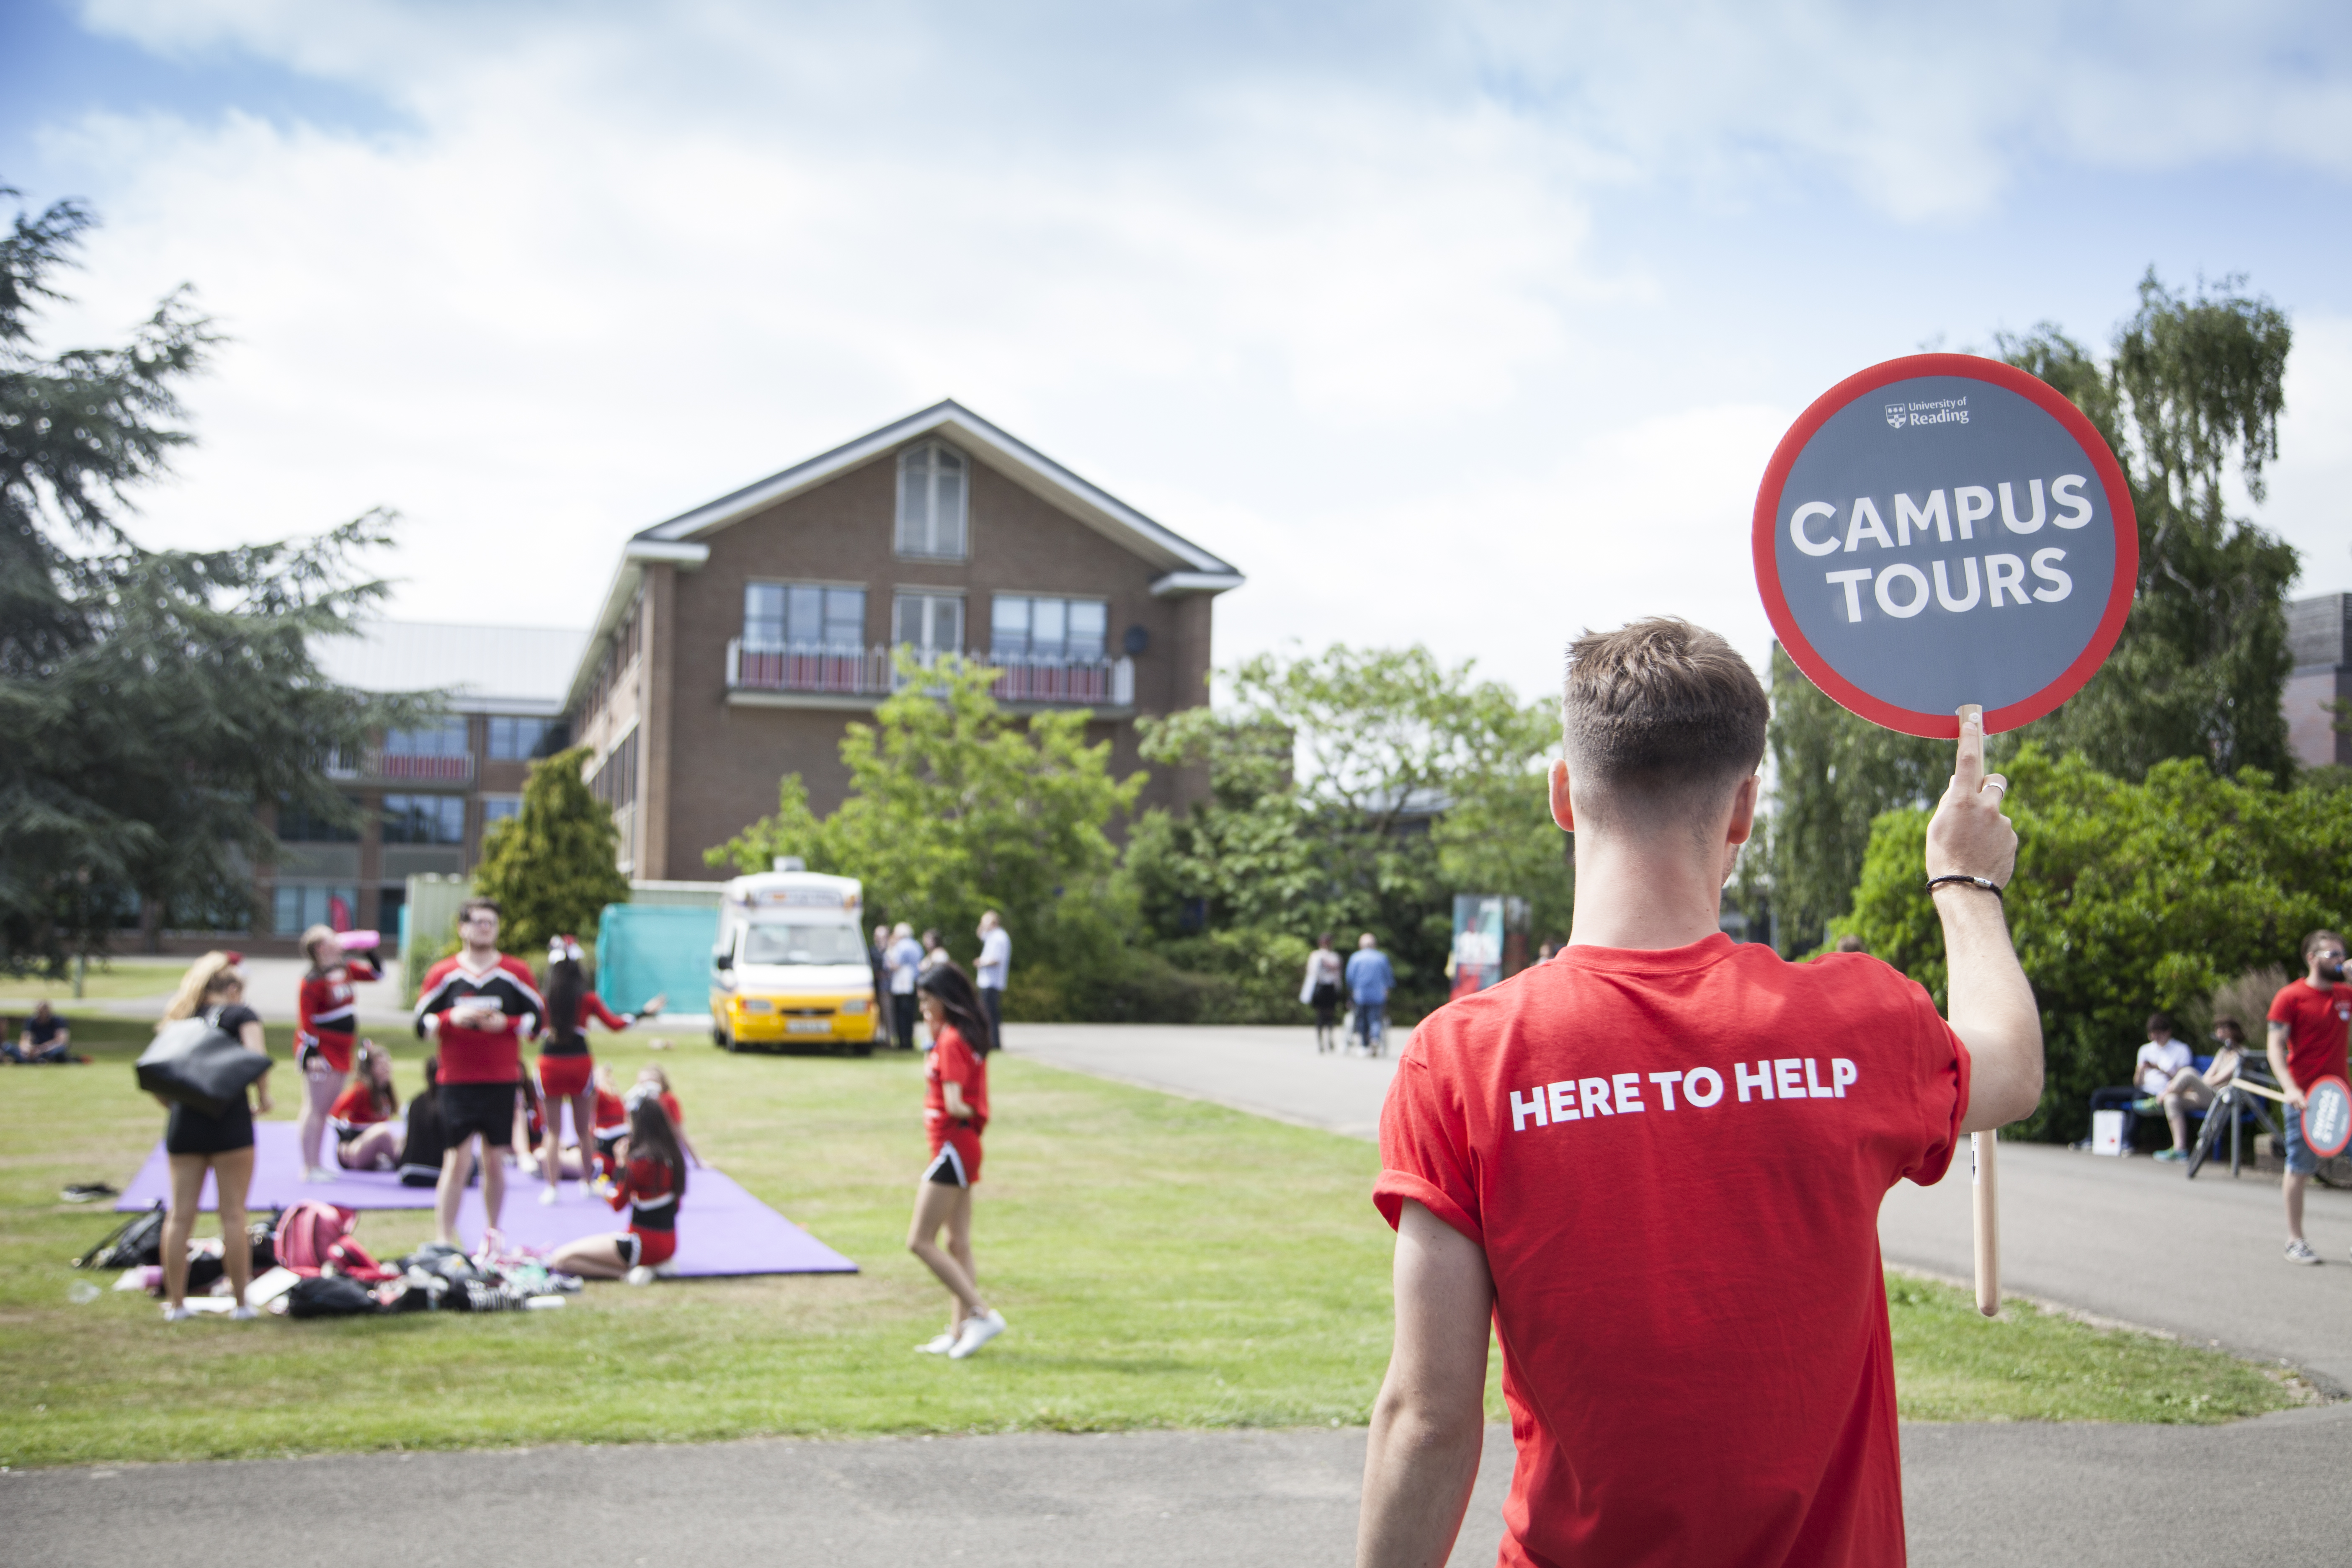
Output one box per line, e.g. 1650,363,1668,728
0,962,186,1007
0,1019,2303,1467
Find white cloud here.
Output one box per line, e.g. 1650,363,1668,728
18,0,2352,709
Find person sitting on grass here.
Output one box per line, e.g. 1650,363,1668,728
330,1041,404,1172
2154,1017,2246,1163
8,1001,75,1063
549,1089,686,1286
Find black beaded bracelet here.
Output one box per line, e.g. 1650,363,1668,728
1926,874,2004,898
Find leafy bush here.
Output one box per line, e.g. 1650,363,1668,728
1839,748,2352,1141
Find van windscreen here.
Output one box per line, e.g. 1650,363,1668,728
742,922,868,966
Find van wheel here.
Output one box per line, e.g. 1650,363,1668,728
714,1025,733,1052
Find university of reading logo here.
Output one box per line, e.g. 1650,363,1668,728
1888,395,1970,431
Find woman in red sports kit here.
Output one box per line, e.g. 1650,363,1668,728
534,935,662,1204
296,925,380,1184
908,963,1006,1360
549,1091,687,1286
329,1041,403,1171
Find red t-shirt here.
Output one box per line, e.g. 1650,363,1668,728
924,1026,988,1135
607,1154,680,1231
593,1088,629,1140
1376,934,1970,1568
414,953,544,1085
328,1082,390,1130
2267,979,2351,1095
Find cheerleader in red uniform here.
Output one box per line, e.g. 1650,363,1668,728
296,925,380,1184
908,963,1006,1359
590,1063,629,1179
632,1062,704,1168
536,935,663,1204
549,1090,686,1285
329,1041,403,1171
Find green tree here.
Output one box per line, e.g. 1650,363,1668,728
1759,270,2300,956
0,185,418,971
1124,645,1567,1011
1839,747,2352,1141
473,745,631,956
1997,272,2298,780
709,653,1145,980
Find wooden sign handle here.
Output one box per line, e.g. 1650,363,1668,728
1957,703,2000,1318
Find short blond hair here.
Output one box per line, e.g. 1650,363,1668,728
1563,618,1768,829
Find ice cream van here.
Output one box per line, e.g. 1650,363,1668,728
710,864,877,1053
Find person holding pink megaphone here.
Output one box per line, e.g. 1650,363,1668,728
295,925,382,1184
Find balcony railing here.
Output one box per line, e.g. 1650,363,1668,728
326,748,476,782
727,642,1135,709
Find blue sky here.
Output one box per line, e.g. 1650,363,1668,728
5,0,2349,699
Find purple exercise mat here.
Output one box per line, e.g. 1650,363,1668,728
114,1122,857,1277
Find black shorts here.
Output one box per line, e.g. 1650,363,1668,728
440,1082,517,1148
165,1099,255,1157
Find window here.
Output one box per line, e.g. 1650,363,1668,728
382,794,467,845
487,717,560,761
278,794,361,843
990,595,1107,660
893,592,965,655
744,583,867,650
895,442,968,559
383,717,469,757
741,922,870,966
482,795,523,828
274,885,358,936
591,731,639,810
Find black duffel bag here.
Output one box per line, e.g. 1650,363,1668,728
135,1017,271,1116
286,1274,380,1318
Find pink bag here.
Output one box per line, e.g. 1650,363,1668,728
273,1202,357,1276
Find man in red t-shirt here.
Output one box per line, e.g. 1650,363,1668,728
413,897,545,1247
1357,619,2044,1568
2266,928,2348,1265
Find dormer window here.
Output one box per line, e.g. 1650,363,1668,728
895,442,968,560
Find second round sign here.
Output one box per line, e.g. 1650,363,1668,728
1753,353,2138,738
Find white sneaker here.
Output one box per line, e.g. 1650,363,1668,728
229,1304,258,1321
625,1265,656,1286
161,1305,192,1322
538,1185,559,1205
2285,1238,2321,1266
948,1309,1006,1359
916,1331,959,1354
302,1167,337,1184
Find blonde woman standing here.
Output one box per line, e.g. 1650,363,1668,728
153,952,274,1321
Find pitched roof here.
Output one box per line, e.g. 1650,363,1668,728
314,621,585,715
635,399,1243,580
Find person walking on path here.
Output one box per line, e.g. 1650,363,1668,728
152,953,275,1321
887,922,923,1051
1344,933,1395,1057
2268,929,2348,1265
1302,934,1344,1053
294,925,379,1185
1355,619,2043,1568
907,962,1007,1360
975,910,1011,1051
414,897,545,1248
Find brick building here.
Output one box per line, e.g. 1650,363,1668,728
566,401,1243,879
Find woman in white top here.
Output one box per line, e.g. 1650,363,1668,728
1302,933,1345,1054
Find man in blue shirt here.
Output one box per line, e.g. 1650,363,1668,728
1345,932,1395,1057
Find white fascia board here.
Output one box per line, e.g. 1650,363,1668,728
633,400,1240,578
1149,570,1248,598
562,540,714,713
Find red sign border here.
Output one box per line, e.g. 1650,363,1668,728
1752,353,2140,738
2305,1074,2352,1160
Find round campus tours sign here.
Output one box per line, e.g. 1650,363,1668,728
1753,353,2138,738
2305,1075,2352,1161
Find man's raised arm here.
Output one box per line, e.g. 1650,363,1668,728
1357,1201,1493,1568
1926,712,2043,1133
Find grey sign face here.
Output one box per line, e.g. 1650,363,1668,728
1771,373,2120,718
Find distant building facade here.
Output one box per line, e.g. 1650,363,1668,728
2285,591,2352,770
264,622,581,944
565,401,1243,880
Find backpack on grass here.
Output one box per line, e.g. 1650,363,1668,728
274,1202,356,1275
286,1274,379,1318
75,1201,165,1269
